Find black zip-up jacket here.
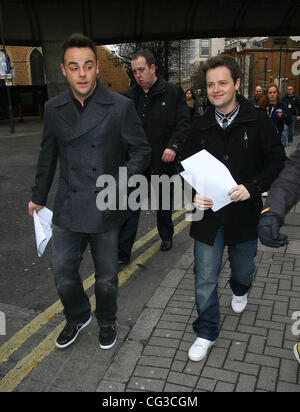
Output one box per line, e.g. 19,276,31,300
184,94,286,246
125,77,190,176
281,93,300,116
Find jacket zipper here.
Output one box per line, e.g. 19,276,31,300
244,132,248,149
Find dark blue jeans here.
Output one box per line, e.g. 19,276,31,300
193,226,257,341
51,224,119,327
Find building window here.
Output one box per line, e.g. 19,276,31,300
30,49,45,85
200,39,210,57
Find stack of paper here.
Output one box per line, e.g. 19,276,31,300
33,207,53,257
180,149,237,212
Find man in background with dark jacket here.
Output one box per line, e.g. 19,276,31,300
184,54,286,362
118,49,189,263
281,85,300,145
248,85,263,107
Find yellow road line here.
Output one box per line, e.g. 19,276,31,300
0,217,190,393
0,208,187,365
132,208,186,252
119,217,190,287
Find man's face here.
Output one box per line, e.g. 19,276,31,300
61,47,99,102
206,66,240,113
131,56,156,92
287,86,294,96
255,86,263,99
268,86,278,105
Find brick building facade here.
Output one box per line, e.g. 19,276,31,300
225,37,300,98
2,45,130,93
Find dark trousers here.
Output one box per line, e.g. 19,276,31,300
51,224,119,326
118,182,174,255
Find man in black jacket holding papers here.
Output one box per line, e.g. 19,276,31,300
184,54,286,362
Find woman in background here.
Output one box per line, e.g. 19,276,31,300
185,88,199,120
258,83,291,142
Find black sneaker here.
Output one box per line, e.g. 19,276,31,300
55,316,92,349
99,325,117,349
160,239,172,251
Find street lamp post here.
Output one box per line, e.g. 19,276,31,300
263,56,269,90
274,37,287,93
264,56,269,86
0,5,15,133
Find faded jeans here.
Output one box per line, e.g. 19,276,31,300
192,226,257,341
282,115,297,145
51,224,119,327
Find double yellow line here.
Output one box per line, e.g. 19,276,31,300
0,209,190,392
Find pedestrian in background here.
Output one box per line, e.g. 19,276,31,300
258,83,292,143
185,88,199,120
28,33,151,351
248,85,263,107
184,55,286,362
257,142,300,364
281,85,300,146
118,49,189,264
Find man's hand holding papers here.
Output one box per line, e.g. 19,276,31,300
228,185,250,202
180,149,241,212
193,193,214,210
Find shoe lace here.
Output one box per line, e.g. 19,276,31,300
234,295,247,303
100,326,115,337
194,338,208,348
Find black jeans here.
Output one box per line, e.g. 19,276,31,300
118,181,174,254
51,224,119,327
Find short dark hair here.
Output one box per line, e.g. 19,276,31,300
61,33,97,64
203,54,241,84
131,49,156,67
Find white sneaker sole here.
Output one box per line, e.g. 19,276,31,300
188,341,215,362
293,344,300,364
55,316,92,349
99,336,117,350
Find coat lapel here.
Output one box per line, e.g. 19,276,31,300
53,89,80,129
72,100,112,139
53,81,115,140
73,81,115,139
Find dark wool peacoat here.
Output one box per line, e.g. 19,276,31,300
125,77,190,176
31,80,151,233
184,94,287,246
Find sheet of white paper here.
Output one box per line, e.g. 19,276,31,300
180,149,237,212
33,207,53,257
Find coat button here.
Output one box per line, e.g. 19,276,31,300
91,144,96,148
223,154,229,161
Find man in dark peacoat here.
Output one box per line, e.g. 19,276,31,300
28,34,151,351
184,54,286,363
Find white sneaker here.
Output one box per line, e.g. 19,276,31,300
262,192,268,197
293,342,300,364
188,337,215,361
231,293,248,314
